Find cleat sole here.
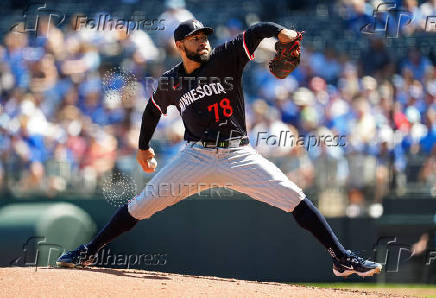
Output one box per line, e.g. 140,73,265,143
333,264,382,277
56,261,76,268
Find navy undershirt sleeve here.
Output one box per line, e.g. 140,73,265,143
138,99,161,150
243,22,286,55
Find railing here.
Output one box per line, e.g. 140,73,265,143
1,143,435,217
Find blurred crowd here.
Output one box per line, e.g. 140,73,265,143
0,0,435,217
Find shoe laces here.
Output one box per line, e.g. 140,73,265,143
68,245,89,260
346,250,365,264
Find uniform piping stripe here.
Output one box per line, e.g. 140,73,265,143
151,95,167,116
242,31,255,61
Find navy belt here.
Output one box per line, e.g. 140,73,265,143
190,137,249,148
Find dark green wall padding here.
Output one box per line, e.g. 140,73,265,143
0,202,96,267
1,196,436,283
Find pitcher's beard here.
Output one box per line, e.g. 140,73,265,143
185,48,210,63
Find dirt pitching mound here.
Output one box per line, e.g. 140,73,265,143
0,267,411,297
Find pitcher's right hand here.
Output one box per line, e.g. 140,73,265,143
136,148,156,173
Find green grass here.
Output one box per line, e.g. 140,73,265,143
299,283,436,289
297,283,436,298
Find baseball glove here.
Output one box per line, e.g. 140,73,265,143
269,31,304,79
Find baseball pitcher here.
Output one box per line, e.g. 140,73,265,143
57,19,382,277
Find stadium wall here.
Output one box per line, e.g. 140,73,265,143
0,195,435,283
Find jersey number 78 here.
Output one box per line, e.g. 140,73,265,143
207,98,233,122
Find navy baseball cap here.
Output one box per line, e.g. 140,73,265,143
174,19,213,42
